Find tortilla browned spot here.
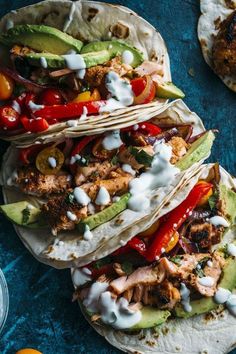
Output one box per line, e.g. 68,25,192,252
87,7,99,22
110,22,130,39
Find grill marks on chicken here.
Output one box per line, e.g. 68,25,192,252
212,10,236,76
16,167,71,197
188,222,223,250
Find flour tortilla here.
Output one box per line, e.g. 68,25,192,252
198,0,236,92
77,164,236,354
1,100,209,269
0,0,171,146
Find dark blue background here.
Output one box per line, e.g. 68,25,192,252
0,0,235,353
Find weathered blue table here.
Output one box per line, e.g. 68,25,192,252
0,0,235,353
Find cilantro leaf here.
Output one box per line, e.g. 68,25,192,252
22,207,30,225
194,256,211,278
129,146,153,167
208,191,219,210
170,255,182,266
65,193,75,205
111,155,118,166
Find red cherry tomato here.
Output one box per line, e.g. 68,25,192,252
131,77,146,96
21,116,49,133
38,89,63,106
0,106,20,130
131,76,156,104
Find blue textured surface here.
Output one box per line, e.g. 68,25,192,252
0,0,235,353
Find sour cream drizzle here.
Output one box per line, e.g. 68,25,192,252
66,210,77,221
214,287,236,317
227,243,236,257
73,187,91,206
122,164,136,176
128,141,179,212
80,106,88,121
28,101,44,112
72,267,92,287
180,283,192,313
122,50,134,65
95,186,110,206
198,276,215,287
62,52,86,71
102,130,123,150
11,100,21,114
83,225,93,241
209,216,229,227
48,156,57,168
40,57,48,69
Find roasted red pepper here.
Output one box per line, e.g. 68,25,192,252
69,135,97,172
112,237,147,257
146,181,213,261
21,116,49,133
122,122,161,136
34,100,105,121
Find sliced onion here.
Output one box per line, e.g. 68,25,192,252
133,75,154,105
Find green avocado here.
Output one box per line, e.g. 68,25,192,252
174,257,236,318
0,201,42,228
0,24,83,54
156,82,185,99
130,306,171,330
176,130,215,171
81,40,144,68
219,184,236,224
25,50,111,69
77,193,130,233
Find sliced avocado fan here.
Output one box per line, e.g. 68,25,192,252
176,130,215,171
130,306,170,330
156,82,185,99
0,201,43,228
0,24,83,54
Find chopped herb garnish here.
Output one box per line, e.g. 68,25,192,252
194,256,211,277
121,261,133,275
208,191,219,210
111,155,118,166
129,146,153,167
170,255,182,266
22,207,30,225
76,155,90,167
222,244,230,258
93,256,112,269
65,193,75,205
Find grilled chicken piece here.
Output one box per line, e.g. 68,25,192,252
74,161,115,186
118,145,154,170
168,136,188,164
212,11,236,76
150,280,181,309
188,222,223,250
135,61,164,77
16,167,72,197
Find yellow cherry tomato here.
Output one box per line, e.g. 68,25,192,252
73,89,101,103
137,220,160,238
0,72,14,100
36,146,65,175
16,349,42,354
196,180,213,207
165,231,179,253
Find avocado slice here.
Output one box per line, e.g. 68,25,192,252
77,193,130,233
0,25,83,54
174,257,236,318
219,184,236,224
130,306,170,330
81,40,144,68
25,50,111,69
0,201,42,228
156,82,185,99
176,130,215,171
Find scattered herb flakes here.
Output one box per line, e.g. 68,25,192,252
208,191,219,210
194,256,211,277
170,255,182,266
93,256,112,269
188,67,195,77
129,146,153,167
65,193,75,205
111,155,118,166
22,207,30,225
76,155,90,167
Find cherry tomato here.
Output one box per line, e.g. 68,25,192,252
131,77,146,96
21,116,49,133
196,180,213,207
131,76,156,104
0,72,14,100
38,89,63,106
0,106,20,130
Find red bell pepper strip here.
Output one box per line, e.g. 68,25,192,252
122,122,161,136
34,100,105,121
146,181,213,262
19,145,48,165
21,116,49,133
112,237,147,257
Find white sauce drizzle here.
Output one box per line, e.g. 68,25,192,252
83,225,93,241
28,101,44,112
209,216,229,227
88,203,95,215
128,141,179,212
95,186,110,206
66,210,77,221
99,98,124,113
80,106,88,121
102,130,123,150
83,282,109,313
76,68,86,79
112,196,120,203
227,243,236,257
214,287,231,304
40,57,48,69
62,53,86,71
7,170,18,186
133,124,139,131
11,100,21,114
67,120,78,127
180,283,192,313
122,164,136,176
226,294,236,316
6,19,14,31
73,187,91,206
63,2,76,32
198,276,215,287
207,260,213,268
72,267,92,287
122,50,134,65
48,156,57,168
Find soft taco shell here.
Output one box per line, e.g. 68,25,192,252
198,0,236,91
77,164,236,354
0,0,171,145
1,100,208,269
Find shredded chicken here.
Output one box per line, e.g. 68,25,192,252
168,136,188,164
135,61,164,77
74,161,115,186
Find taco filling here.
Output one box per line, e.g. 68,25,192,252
74,164,236,330
0,22,184,136
1,120,214,237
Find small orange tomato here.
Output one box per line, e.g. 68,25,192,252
16,349,42,354
137,220,160,238
196,180,213,207
0,72,14,100
165,231,179,253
